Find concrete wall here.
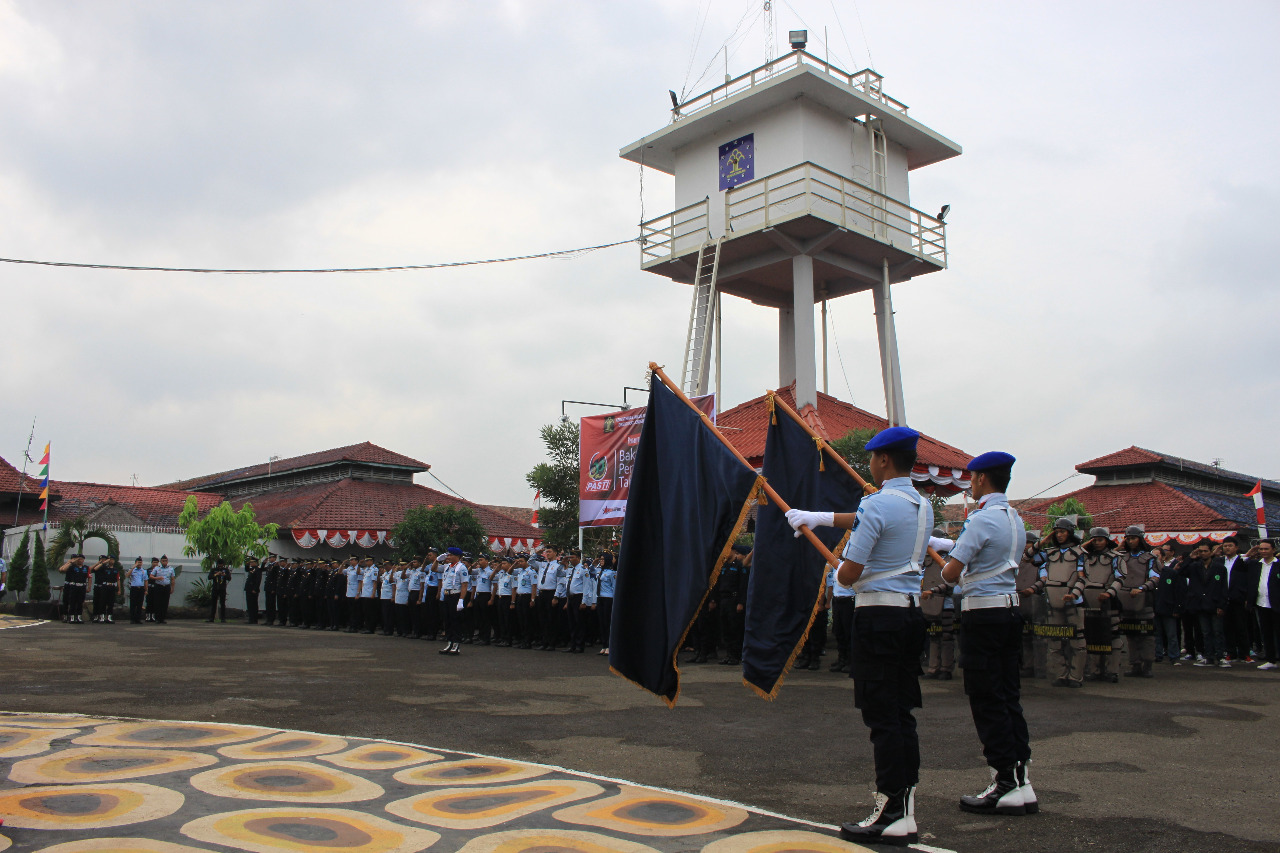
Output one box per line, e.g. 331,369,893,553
670,97,912,238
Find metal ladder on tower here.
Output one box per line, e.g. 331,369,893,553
680,236,723,396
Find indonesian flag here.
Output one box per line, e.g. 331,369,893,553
531,489,540,527
1246,481,1267,538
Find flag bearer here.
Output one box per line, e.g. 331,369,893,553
785,426,931,846
939,452,1035,818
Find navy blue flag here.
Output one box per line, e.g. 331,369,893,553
742,398,863,698
609,374,761,707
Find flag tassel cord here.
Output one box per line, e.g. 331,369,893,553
648,363,842,569
768,392,948,567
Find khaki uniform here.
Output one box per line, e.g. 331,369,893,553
1036,544,1086,684
1017,549,1047,678
1116,550,1159,672
921,559,956,677
1081,547,1123,679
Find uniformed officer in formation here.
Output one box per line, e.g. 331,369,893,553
1024,519,1087,687
127,557,149,624
1115,525,1159,677
1016,531,1046,678
921,531,957,680
786,425,931,846
57,554,92,623
90,555,122,624
207,560,231,623
243,557,262,624
438,547,470,655
149,555,176,623
937,451,1035,818
1080,527,1122,682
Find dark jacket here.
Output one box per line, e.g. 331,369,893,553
1251,558,1280,609
1218,555,1254,603
1182,558,1228,614
1152,560,1184,616
244,565,262,594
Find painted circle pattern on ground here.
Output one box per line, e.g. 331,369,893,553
0,713,856,853
188,760,385,803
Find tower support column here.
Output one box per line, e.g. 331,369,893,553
778,307,796,387
872,257,907,425
792,254,817,410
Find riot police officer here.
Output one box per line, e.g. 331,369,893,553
1025,519,1086,687
1081,528,1121,682
1016,531,1046,678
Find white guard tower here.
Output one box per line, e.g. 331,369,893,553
621,40,961,423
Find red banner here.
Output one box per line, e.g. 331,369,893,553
579,394,715,528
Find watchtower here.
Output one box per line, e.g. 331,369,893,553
620,40,961,422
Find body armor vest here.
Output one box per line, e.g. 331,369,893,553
1081,549,1116,609
1017,553,1041,617
1117,551,1154,613
921,561,948,618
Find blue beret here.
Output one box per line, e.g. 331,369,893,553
967,451,1016,471
865,426,920,452
446,547,463,556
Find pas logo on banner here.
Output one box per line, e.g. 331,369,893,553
579,394,715,528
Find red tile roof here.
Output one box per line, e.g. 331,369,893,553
230,479,540,540
1076,446,1163,471
164,442,429,490
0,455,51,497
1021,481,1235,532
718,385,971,471
47,482,224,528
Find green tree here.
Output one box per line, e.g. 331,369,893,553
179,497,279,573
28,533,50,602
526,420,581,550
48,516,120,569
392,504,488,558
8,529,31,601
1043,497,1092,536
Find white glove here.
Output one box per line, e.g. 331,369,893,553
456,598,465,611
929,536,954,554
785,509,834,538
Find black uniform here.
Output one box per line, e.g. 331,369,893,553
243,561,263,624
208,564,231,622
91,560,121,623
717,555,748,664
62,560,90,622
262,561,279,625
326,565,346,630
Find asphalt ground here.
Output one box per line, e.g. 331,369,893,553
1,617,1277,853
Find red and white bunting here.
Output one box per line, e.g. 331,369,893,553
910,464,971,494
291,529,388,549
1246,481,1268,539
487,536,542,552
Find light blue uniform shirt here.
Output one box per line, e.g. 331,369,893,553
407,567,424,592
426,566,440,589
569,563,588,595
393,570,410,604
150,565,175,587
516,567,536,594
379,570,396,600
582,571,598,606
598,568,617,598
344,566,360,597
128,566,149,587
949,493,1022,597
841,477,933,596
474,566,493,593
359,565,379,598
496,570,513,596
441,562,469,593
537,560,561,592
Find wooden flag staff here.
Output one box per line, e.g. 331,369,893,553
768,392,949,567
648,363,842,569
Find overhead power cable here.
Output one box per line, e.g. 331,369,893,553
0,238,636,276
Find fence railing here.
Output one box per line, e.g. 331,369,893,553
638,162,946,267
725,162,945,265
674,51,908,122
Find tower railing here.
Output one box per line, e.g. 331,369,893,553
638,162,945,268
724,162,945,265
639,198,710,266
673,51,909,122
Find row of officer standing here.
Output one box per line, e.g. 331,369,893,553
234,546,618,656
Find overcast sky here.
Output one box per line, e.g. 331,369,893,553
1,0,1277,510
